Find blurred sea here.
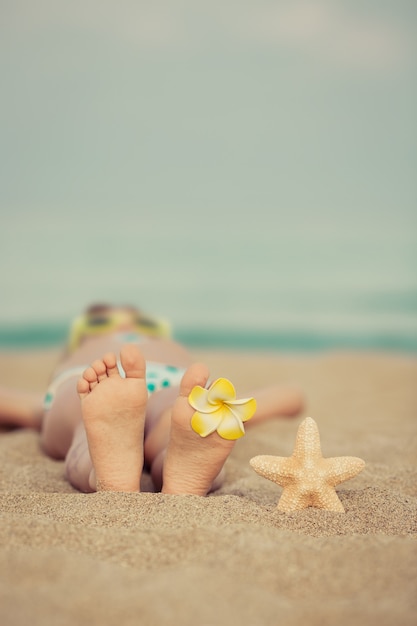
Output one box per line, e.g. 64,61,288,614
1,206,416,353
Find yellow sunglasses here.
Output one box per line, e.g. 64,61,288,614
67,310,171,352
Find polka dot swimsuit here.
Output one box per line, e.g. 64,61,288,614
117,360,186,395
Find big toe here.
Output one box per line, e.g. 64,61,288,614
179,363,210,398
119,344,146,379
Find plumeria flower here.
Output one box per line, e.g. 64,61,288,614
189,378,257,440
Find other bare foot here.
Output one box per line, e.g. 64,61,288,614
161,364,236,496
77,344,148,492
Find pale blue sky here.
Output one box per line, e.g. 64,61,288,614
1,0,416,217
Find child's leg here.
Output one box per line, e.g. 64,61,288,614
41,377,84,459
64,421,95,492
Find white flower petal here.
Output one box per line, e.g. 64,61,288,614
216,408,246,440
227,397,257,423
189,385,218,413
191,411,221,437
207,378,236,404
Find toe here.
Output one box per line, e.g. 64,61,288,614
119,344,146,380
168,363,210,436
179,363,210,398
91,359,108,382
77,377,90,399
83,366,99,389
103,352,119,377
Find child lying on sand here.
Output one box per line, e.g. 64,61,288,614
0,304,304,495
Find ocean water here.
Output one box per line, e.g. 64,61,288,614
1,206,416,352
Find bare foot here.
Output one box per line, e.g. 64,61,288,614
161,364,236,496
77,344,148,492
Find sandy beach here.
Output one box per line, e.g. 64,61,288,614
0,348,416,626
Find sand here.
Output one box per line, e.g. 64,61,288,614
0,348,416,626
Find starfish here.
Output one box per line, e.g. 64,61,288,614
249,417,365,513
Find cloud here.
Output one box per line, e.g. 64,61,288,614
1,1,186,49
234,1,415,72
1,0,415,71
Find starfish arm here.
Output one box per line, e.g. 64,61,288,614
324,456,365,486
294,417,322,459
277,487,312,512
249,455,296,487
312,487,345,512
